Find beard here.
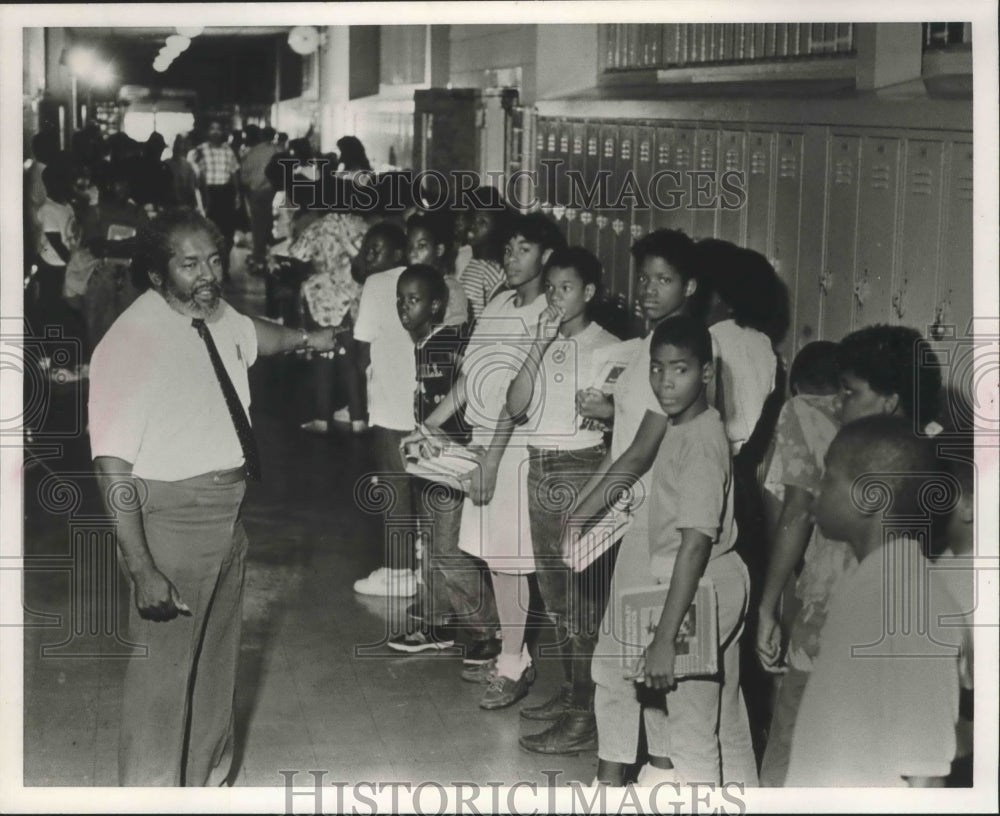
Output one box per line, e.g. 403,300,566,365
162,278,222,318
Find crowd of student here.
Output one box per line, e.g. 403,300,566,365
332,195,975,788
25,120,977,787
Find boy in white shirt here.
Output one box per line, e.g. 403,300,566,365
352,223,419,597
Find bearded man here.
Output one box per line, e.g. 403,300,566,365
89,207,338,786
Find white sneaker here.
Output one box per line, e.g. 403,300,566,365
353,567,417,598
332,407,351,423
635,763,686,787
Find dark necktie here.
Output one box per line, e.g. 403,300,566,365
191,317,261,481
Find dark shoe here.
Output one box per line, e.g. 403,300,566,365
387,629,456,653
518,711,598,755
480,666,535,710
462,637,502,665
520,682,573,721
461,658,496,684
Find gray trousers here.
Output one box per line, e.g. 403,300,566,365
119,474,247,786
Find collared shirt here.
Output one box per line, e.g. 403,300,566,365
194,142,238,186
525,321,619,450
88,290,258,481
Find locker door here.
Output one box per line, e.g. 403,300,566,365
596,124,620,294
651,124,677,233
772,131,804,363
610,124,639,300
854,136,902,330
626,125,656,311
717,129,747,246
536,118,555,216
565,121,588,246
671,126,697,237
937,141,973,338
692,127,721,240
582,122,603,256
552,119,574,241
794,126,829,351
897,139,945,335
820,135,862,342
745,131,774,257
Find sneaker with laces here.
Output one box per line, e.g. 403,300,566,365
480,666,535,710
353,567,417,598
387,629,456,653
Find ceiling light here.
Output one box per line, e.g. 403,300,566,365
66,47,98,77
288,26,321,56
165,34,191,54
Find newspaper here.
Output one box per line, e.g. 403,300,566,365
620,576,719,680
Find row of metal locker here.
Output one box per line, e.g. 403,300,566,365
528,116,973,361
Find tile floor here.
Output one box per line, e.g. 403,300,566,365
20,257,596,787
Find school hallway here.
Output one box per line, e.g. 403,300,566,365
19,253,595,788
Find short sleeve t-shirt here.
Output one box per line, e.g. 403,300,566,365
709,319,776,454
37,198,79,266
354,266,416,431
648,407,737,579
415,324,470,444
525,321,619,450
785,538,962,786
609,332,666,461
460,258,505,319
88,290,258,481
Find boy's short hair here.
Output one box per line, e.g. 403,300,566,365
828,415,940,519
650,314,713,366
631,229,696,282
363,221,407,256
398,263,449,314
507,212,567,254
543,246,603,292
836,324,942,425
790,341,840,395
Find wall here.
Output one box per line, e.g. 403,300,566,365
449,25,536,99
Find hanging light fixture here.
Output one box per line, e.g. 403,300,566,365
287,25,321,55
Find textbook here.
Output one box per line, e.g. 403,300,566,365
563,503,633,572
402,440,481,492
578,339,640,432
620,577,719,680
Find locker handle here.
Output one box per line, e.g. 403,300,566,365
819,270,833,295
853,270,870,307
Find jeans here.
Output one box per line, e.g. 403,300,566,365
526,444,610,707
371,425,417,572
413,478,499,644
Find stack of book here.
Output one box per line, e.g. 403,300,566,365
402,441,481,492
